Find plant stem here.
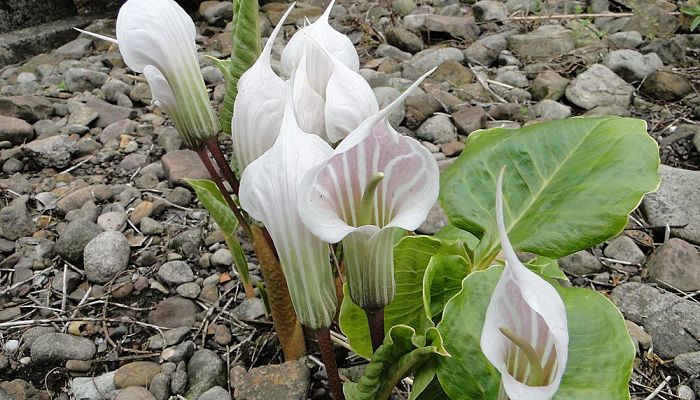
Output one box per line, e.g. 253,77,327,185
315,328,346,400
193,145,252,237
205,136,240,195
365,307,385,352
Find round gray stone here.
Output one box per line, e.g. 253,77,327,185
83,230,130,284
30,333,95,363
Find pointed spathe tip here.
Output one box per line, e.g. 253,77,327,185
74,27,118,44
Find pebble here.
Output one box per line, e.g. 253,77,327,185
565,64,634,110
114,386,156,400
56,184,112,214
0,115,35,145
158,260,195,286
210,249,233,267
114,361,162,388
4,340,19,354
149,373,171,400
72,371,117,400
0,196,34,241
147,326,191,350
612,283,700,358
416,114,458,144
161,149,211,186
176,282,201,299
199,386,231,400
230,359,310,400
646,238,700,292
97,211,127,231
83,230,130,284
508,25,575,59
186,349,227,399
602,49,662,82
232,297,266,321
22,134,78,168
56,218,103,264
603,235,645,264
674,351,700,375
30,333,96,363
677,385,695,400
171,362,188,394
642,165,700,245
161,340,195,364
148,297,198,328
140,217,165,235
214,324,232,346
559,250,603,275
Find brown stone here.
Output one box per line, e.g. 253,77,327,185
432,59,474,87
148,297,197,328
161,149,212,186
640,70,694,102
114,362,162,388
404,94,442,129
451,106,487,136
0,116,35,145
55,184,112,214
531,71,570,101
647,238,700,292
230,359,310,400
114,386,156,400
440,141,465,157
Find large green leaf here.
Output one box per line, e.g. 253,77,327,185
436,266,635,400
440,117,660,266
344,325,449,400
219,0,261,134
339,236,469,358
422,254,469,321
409,359,450,400
186,179,250,287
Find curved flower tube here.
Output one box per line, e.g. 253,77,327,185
111,0,219,149
480,170,569,400
232,4,294,171
298,68,439,311
239,94,337,331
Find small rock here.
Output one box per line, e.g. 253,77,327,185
67,102,99,126
676,385,695,400
565,64,634,110
140,217,164,235
0,307,21,322
232,297,265,321
171,363,188,394
534,99,571,120
386,27,424,54
0,115,34,145
640,70,694,102
404,93,442,129
373,87,404,127
559,250,603,275
508,25,575,60
115,361,162,388
186,349,227,400
0,95,53,122
22,135,78,168
200,1,234,25
602,50,662,82
83,231,130,284
177,282,201,299
147,326,191,350
433,59,474,86
625,320,652,352
148,297,198,328
416,203,448,235
166,187,193,207
404,47,464,80
72,371,117,400
64,68,109,92
608,31,643,49
56,219,103,264
158,261,195,286
115,386,155,400
646,238,700,292
642,165,700,245
210,249,232,267
611,282,700,358
162,340,195,364
473,1,508,22
230,359,310,400
404,14,480,42
375,44,411,61
30,333,96,363
100,119,137,144
55,37,93,58
604,235,645,264
416,114,458,144
149,373,171,400
199,386,231,400
56,184,112,214
531,71,570,101
214,325,232,346
451,106,487,135
33,119,58,138
674,351,700,375
0,196,34,241
66,359,92,372
97,211,127,231
463,34,507,66
162,149,212,186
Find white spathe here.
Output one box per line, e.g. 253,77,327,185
239,94,337,331
231,4,294,171
115,0,218,148
298,68,439,309
480,170,569,400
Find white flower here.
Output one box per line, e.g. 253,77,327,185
298,69,439,310
238,92,337,331
80,0,218,148
480,169,569,400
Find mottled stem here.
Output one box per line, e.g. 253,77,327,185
204,136,240,195
365,307,385,353
315,328,346,400
193,145,251,237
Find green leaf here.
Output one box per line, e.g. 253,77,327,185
205,55,232,82
691,16,700,31
186,179,250,286
422,254,469,321
344,325,449,400
434,225,479,250
526,255,568,281
409,358,450,400
339,236,468,358
440,117,660,266
435,266,635,400
219,0,261,134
